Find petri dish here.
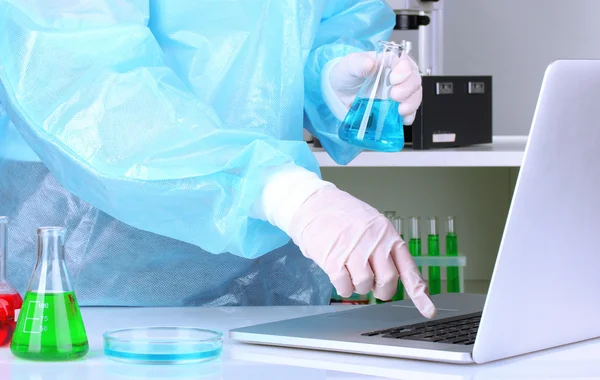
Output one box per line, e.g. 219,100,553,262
103,327,223,365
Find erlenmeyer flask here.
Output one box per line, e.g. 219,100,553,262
11,227,88,361
0,217,22,346
338,40,407,152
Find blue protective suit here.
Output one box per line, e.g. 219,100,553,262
0,1,395,306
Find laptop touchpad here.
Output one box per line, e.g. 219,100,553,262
328,305,456,323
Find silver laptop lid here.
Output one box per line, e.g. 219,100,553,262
474,60,600,363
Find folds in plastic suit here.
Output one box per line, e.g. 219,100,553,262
0,0,394,306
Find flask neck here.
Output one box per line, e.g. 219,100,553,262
28,228,72,293
0,219,7,281
358,41,404,100
38,231,66,263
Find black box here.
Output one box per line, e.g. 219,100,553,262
405,76,492,150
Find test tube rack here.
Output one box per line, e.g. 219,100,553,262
329,255,467,305
413,254,467,294
330,213,466,305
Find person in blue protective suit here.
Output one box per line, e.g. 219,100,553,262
0,0,436,318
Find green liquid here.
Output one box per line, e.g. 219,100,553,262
391,280,404,301
409,238,422,273
446,233,460,293
390,233,405,301
11,291,88,361
369,280,404,304
369,234,406,304
369,292,383,304
427,235,441,295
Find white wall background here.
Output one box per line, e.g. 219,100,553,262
428,0,600,135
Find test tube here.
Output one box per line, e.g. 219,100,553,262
383,211,396,221
428,217,441,295
392,216,404,240
369,215,405,304
446,217,461,293
409,217,422,273
391,217,405,301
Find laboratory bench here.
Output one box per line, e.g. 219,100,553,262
2,305,600,379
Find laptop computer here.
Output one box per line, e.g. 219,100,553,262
230,60,600,364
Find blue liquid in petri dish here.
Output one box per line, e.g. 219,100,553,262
105,343,222,364
338,98,404,152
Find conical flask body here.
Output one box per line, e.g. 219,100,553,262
11,227,88,360
338,40,407,152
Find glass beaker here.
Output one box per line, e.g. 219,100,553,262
11,227,88,361
0,217,22,346
338,40,408,152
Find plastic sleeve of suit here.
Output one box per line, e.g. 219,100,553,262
0,102,7,135
0,102,8,145
304,0,396,165
0,1,320,259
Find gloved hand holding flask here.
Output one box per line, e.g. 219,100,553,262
324,42,422,126
321,40,422,153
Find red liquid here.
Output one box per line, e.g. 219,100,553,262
0,293,22,346
0,319,15,346
0,292,22,310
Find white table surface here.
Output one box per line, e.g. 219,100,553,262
2,305,600,379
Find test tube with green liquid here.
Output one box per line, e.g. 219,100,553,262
391,216,405,301
409,217,422,273
427,217,441,295
392,217,404,240
446,216,461,293
369,213,403,304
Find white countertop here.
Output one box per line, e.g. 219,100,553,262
2,305,600,379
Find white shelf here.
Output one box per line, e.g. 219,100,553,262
313,136,527,167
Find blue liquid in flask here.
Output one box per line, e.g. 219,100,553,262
339,98,404,152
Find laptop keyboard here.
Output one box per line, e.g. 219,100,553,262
361,311,482,345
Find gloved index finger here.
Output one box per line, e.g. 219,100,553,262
391,241,437,319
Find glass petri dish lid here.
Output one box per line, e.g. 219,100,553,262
103,327,223,365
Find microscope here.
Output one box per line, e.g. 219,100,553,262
388,0,443,75
390,0,492,150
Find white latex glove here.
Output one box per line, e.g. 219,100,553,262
288,186,437,319
250,163,436,319
322,51,422,125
